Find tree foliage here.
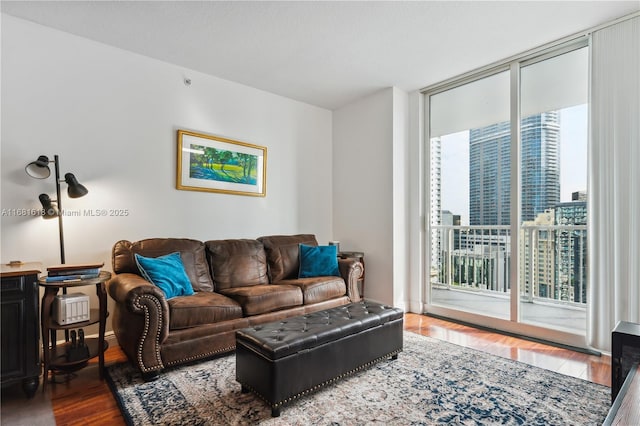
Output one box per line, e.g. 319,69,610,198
189,144,257,184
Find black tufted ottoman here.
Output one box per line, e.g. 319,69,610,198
235,300,403,416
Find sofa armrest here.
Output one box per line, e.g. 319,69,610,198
338,258,363,302
107,273,170,373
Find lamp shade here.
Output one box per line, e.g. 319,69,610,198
64,173,88,198
38,194,58,219
25,155,51,179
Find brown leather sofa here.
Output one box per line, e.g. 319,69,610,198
107,234,363,379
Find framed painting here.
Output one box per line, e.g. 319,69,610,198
177,130,267,197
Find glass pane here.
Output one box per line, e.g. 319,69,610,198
519,47,588,333
430,70,511,320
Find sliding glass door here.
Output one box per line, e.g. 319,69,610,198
429,69,511,321
425,40,589,344
518,46,589,333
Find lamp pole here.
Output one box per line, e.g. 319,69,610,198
53,155,66,264
26,153,88,265
52,156,70,341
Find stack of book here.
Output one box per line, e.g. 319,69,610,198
45,262,104,283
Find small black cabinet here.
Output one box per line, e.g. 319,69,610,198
611,320,640,403
1,263,42,398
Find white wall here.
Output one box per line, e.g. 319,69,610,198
392,88,410,310
1,15,333,333
333,87,409,306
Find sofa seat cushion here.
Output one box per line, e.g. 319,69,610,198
220,284,303,316
278,277,346,305
168,292,243,330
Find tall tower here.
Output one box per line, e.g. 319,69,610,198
521,112,561,222
430,137,442,270
469,121,511,225
469,113,560,225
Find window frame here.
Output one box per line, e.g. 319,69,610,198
421,36,590,346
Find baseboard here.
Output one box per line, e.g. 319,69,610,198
105,331,118,346
425,312,602,357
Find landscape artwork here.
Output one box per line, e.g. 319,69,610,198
189,145,258,186
177,130,266,197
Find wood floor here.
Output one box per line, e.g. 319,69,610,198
3,313,611,425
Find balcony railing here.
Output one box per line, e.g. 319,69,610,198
431,224,587,307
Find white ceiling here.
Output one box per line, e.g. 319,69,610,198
2,1,639,110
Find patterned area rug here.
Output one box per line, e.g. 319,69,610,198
106,331,609,425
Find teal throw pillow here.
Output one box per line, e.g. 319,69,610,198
298,244,340,278
134,252,195,299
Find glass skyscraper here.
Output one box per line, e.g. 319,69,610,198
469,112,561,225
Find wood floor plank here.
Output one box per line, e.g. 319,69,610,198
39,313,610,424
404,313,611,386
48,342,128,426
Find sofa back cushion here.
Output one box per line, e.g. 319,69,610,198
205,239,269,290
258,234,318,282
112,238,214,292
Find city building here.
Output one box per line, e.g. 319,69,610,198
520,209,556,300
469,121,511,225
519,199,587,304
555,200,588,303
469,113,561,225
451,244,510,293
430,137,442,269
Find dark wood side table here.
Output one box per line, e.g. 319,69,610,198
339,251,365,297
612,321,640,403
38,271,111,391
1,262,42,398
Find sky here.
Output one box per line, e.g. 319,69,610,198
439,104,588,226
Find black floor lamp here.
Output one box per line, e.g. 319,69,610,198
25,155,89,265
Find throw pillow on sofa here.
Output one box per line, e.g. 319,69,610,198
134,252,195,299
298,244,340,278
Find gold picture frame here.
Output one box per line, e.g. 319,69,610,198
176,130,266,197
